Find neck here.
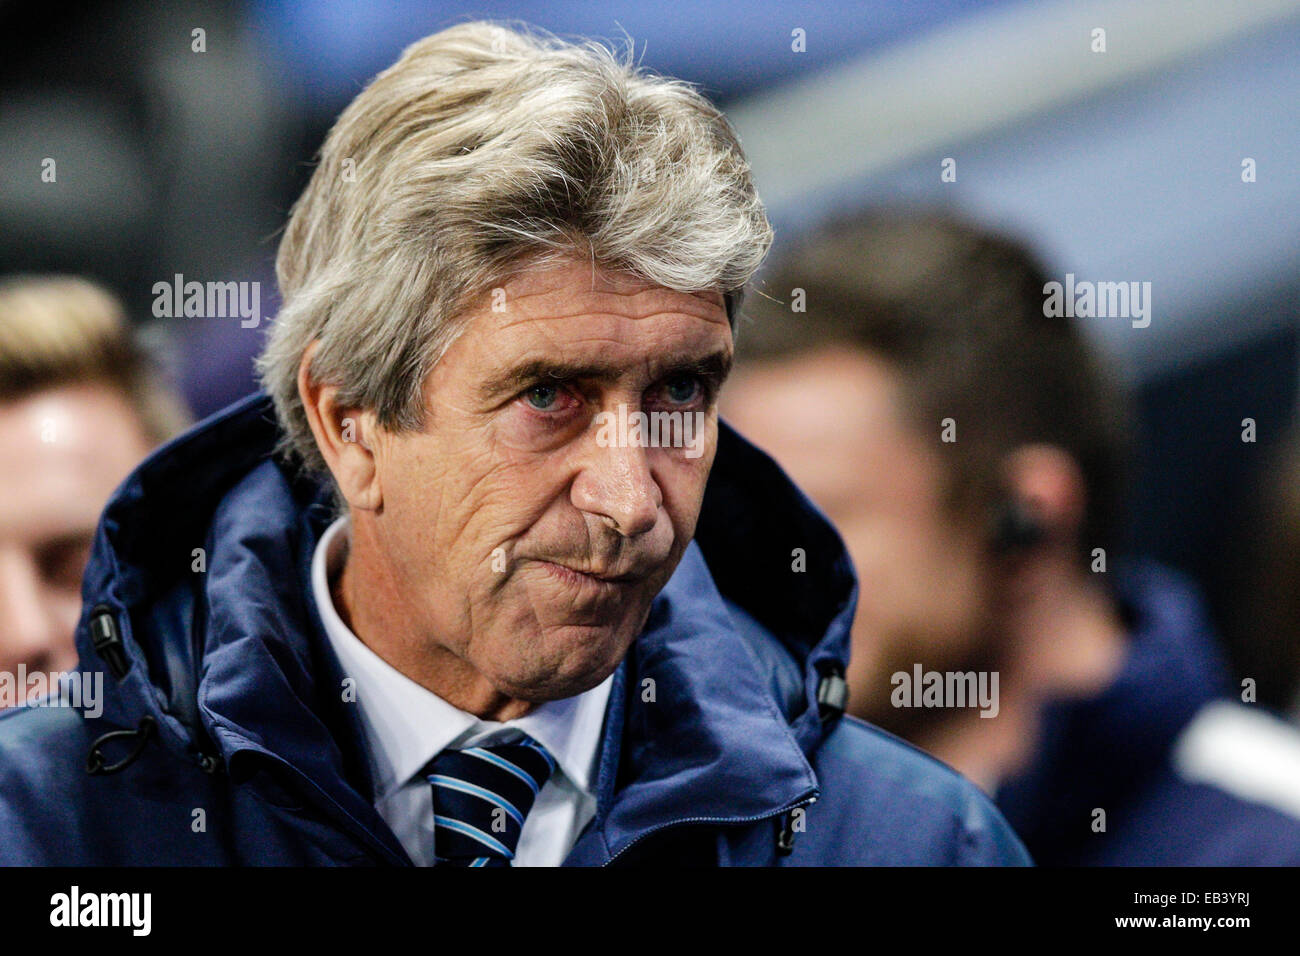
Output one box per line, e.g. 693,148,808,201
1007,561,1130,702
917,564,1129,793
330,517,537,722
912,692,1039,795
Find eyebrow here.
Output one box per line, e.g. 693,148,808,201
479,350,734,403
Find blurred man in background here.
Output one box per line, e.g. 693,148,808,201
725,213,1300,864
0,277,189,704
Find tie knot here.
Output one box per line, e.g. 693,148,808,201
426,734,557,866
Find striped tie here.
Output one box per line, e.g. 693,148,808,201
426,735,557,867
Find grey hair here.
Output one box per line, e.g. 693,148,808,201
257,20,773,481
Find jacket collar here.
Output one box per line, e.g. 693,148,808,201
194,454,412,864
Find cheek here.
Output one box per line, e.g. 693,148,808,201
654,436,718,539
52,591,82,655
844,507,983,625
841,511,913,604
382,434,528,552
908,523,990,638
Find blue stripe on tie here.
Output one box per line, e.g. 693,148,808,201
434,815,514,858
428,775,524,825
520,737,558,775
462,747,542,795
469,858,490,867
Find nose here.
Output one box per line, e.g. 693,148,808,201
571,435,661,538
0,548,64,678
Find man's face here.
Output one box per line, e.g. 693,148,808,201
723,348,994,724
0,383,153,700
364,260,731,702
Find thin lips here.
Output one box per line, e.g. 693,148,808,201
543,560,644,583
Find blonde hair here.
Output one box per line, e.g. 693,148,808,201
258,20,773,477
0,275,191,445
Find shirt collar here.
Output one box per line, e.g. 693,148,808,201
310,516,612,800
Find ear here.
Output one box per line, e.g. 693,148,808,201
1002,445,1087,543
297,341,383,511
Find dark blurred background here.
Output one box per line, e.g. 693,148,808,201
2,0,1298,682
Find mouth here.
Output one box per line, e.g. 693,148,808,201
536,560,643,589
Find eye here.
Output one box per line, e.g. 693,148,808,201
524,383,562,411
37,535,93,592
663,374,702,405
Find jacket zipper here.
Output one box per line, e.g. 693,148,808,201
600,790,819,866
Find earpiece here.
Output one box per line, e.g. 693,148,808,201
992,498,1046,553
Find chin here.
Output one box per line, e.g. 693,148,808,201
488,617,641,702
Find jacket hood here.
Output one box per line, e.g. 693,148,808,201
994,560,1229,855
73,391,858,862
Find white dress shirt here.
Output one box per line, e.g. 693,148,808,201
310,516,613,866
